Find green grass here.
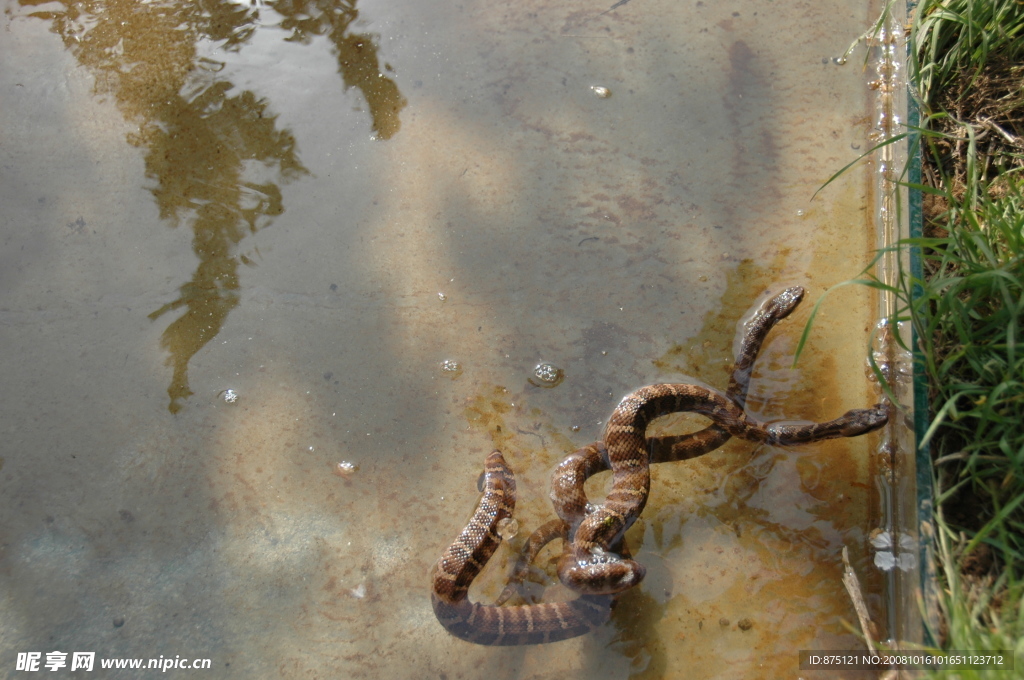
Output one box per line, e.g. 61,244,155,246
913,0,1024,106
916,185,1024,677
910,0,1024,674
923,515,1024,679
918,176,1024,510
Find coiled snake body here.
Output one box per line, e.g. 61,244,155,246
430,451,614,645
431,287,888,645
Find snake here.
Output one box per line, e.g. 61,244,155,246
548,286,806,541
431,286,889,645
431,451,615,645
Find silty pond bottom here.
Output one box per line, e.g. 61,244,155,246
0,0,901,677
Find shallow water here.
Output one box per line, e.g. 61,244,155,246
1,0,890,677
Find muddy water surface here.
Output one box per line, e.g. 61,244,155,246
1,0,887,677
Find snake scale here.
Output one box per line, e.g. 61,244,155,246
431,287,889,645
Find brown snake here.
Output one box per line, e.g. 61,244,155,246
431,287,889,645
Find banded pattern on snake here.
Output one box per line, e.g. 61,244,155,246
431,451,613,645
431,286,889,645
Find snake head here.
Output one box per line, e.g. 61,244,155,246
557,549,646,595
838,405,889,436
769,286,805,318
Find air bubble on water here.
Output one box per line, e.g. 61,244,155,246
438,292,447,302
795,209,805,217
496,517,519,540
334,461,358,478
440,359,463,379
528,362,564,388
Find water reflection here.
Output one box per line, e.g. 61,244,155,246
274,0,408,140
143,82,306,412
18,0,405,412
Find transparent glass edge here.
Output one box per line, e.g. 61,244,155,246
903,0,940,648
872,0,932,650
